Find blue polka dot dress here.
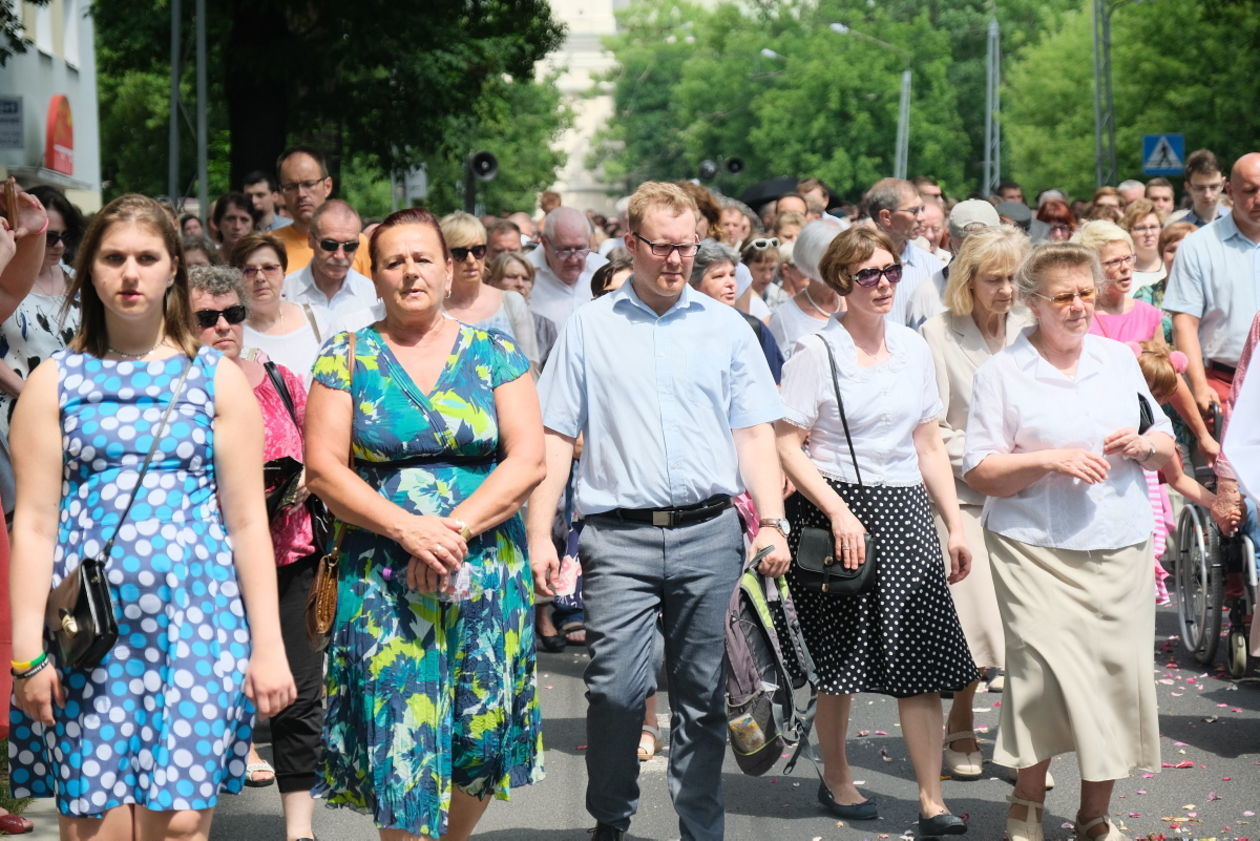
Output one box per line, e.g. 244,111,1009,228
8,347,254,817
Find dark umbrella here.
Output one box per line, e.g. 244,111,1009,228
739,176,799,211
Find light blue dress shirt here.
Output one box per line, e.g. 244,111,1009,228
1162,212,1260,366
537,280,782,516
890,241,945,329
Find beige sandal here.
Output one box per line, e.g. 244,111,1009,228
1005,794,1045,841
637,724,660,761
943,730,983,779
1074,815,1129,841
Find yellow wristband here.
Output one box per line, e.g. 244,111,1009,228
11,651,47,672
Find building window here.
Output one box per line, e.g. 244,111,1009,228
32,0,54,56
63,0,80,68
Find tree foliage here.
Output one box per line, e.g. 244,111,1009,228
0,0,49,66
92,0,569,215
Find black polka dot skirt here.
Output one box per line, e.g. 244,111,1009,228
785,481,978,698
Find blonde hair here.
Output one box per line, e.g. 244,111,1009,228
1073,219,1133,253
817,227,900,296
439,211,487,248
1135,341,1178,402
628,182,697,232
942,225,1030,315
1015,242,1101,305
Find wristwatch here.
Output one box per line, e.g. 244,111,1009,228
1145,439,1156,461
759,517,791,537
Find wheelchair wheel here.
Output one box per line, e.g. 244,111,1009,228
1228,629,1249,678
1175,506,1223,664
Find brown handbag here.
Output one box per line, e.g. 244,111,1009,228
305,334,355,651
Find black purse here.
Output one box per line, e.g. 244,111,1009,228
1138,393,1155,434
263,361,334,549
45,360,192,668
792,335,878,596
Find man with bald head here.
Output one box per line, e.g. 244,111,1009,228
527,206,608,328
282,199,378,337
866,177,945,327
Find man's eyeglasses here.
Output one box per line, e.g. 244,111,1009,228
318,238,359,254
1101,253,1135,270
450,244,488,262
632,232,699,258
549,244,592,260
1187,181,1224,194
895,204,925,217
46,230,66,247
1032,287,1097,307
194,305,248,328
852,264,904,287
242,263,283,279
279,178,327,194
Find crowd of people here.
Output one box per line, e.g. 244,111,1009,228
0,140,1257,841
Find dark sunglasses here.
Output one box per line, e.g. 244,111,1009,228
852,264,904,287
46,230,67,247
194,305,248,328
450,244,488,261
318,238,359,254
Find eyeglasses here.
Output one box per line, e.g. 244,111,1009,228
194,305,248,328
1130,224,1161,234
1032,287,1097,307
1187,180,1224,194
746,237,779,250
242,263,283,279
450,244,487,262
632,232,699,258
549,244,592,260
895,204,925,216
46,230,66,247
1048,223,1072,234
279,178,326,194
1101,253,1136,270
318,238,359,254
852,264,904,287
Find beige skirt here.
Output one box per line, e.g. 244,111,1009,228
984,530,1161,780
934,504,1004,670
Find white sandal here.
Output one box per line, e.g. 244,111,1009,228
637,724,660,761
1005,793,1045,841
1074,815,1129,841
943,730,983,779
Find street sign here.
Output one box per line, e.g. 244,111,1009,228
1143,133,1185,176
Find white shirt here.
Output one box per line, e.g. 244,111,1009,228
526,246,607,329
889,241,945,329
244,323,322,386
963,329,1174,551
282,265,378,341
781,316,941,486
768,297,830,358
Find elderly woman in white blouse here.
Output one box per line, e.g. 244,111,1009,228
964,242,1174,841
776,226,976,837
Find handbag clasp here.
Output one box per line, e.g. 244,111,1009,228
60,610,78,635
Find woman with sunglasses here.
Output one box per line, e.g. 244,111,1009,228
964,243,1174,841
187,264,324,841
0,185,83,517
440,212,538,367
229,232,321,386
775,226,975,836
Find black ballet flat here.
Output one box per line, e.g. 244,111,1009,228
817,781,878,820
537,633,566,653
918,811,967,837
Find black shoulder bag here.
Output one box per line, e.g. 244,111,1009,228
262,360,334,551
792,336,878,596
45,359,193,668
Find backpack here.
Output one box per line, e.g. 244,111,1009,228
724,547,820,776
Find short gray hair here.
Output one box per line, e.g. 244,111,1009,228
542,206,592,240
187,265,251,317
1118,179,1145,192
1015,242,1101,306
689,240,740,286
865,177,915,218
792,218,844,281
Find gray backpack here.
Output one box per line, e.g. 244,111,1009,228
724,548,820,776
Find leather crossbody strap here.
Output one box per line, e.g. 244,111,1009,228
815,334,863,488
101,357,194,559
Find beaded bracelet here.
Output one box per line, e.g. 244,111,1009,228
12,658,50,680
10,651,47,672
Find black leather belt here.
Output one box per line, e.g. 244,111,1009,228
593,494,731,528
1208,360,1236,376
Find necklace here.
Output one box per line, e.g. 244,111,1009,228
108,341,160,359
803,287,839,318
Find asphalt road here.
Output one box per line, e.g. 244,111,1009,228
22,604,1259,841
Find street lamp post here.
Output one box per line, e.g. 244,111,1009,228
1092,0,1119,188
830,23,911,180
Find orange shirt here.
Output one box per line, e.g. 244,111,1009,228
271,224,373,276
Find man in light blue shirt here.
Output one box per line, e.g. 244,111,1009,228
528,182,790,841
866,178,946,329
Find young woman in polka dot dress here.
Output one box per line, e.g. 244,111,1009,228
7,195,295,840
775,226,977,837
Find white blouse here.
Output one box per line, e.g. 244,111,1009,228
780,316,942,486
243,323,321,386
963,329,1174,551
768,298,830,359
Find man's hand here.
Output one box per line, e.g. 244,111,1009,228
529,534,561,597
1193,380,1220,418
750,528,791,577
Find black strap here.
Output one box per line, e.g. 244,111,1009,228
263,360,298,427
102,358,194,559
816,334,863,488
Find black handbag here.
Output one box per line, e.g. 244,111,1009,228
45,360,192,669
792,335,878,596
263,360,335,550
1137,393,1155,434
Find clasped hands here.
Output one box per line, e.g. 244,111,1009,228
397,514,469,592
1053,427,1151,484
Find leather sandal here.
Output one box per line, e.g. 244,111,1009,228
1005,794,1045,841
943,730,983,780
637,724,660,761
1074,815,1129,841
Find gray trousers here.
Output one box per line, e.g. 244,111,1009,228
580,508,742,841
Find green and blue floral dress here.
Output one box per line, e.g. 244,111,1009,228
311,324,543,837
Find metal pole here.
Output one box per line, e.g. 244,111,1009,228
1091,0,1106,187
1100,4,1118,186
167,0,181,205
195,0,208,223
894,67,911,180
983,17,1000,194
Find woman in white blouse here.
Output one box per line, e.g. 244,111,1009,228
230,233,321,385
776,227,976,837
964,242,1174,841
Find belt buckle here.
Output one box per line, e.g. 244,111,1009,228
652,510,673,527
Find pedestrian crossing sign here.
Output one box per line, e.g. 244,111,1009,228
1143,133,1185,176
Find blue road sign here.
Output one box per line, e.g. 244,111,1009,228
1143,134,1185,176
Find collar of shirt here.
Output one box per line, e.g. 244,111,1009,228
610,277,704,321
1008,325,1111,384
289,265,373,302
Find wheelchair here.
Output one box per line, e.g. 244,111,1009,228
1170,405,1258,678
